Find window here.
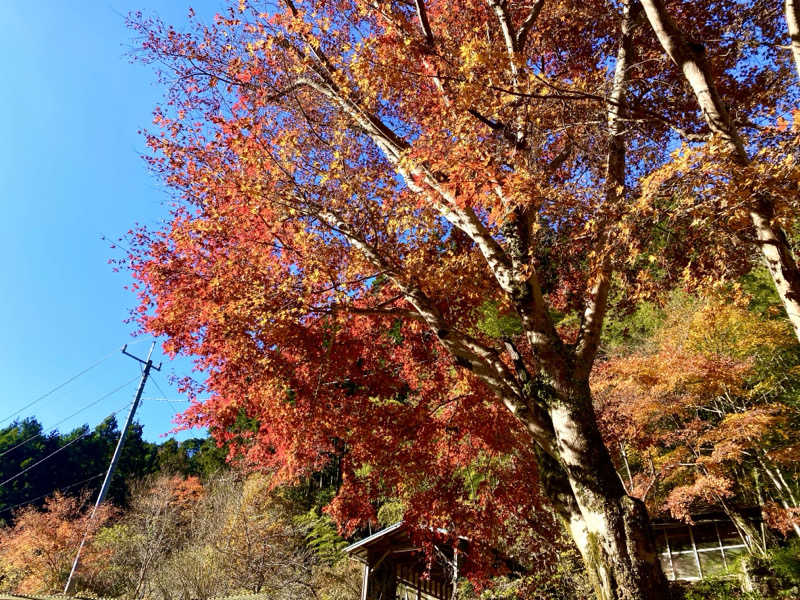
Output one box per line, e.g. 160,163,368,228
654,520,749,581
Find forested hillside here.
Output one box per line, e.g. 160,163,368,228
0,418,225,520
0,468,361,599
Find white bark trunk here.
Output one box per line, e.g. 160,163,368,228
547,386,668,600
640,0,800,344
787,0,800,80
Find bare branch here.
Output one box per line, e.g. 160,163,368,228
486,0,520,78
575,0,639,376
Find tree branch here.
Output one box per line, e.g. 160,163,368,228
515,0,546,50
575,0,639,376
414,0,435,45
486,0,520,79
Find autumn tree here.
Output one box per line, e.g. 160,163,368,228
638,0,800,342
125,1,800,598
0,492,114,594
594,292,800,553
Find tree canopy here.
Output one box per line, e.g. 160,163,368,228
124,1,800,598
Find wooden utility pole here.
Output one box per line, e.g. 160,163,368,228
63,342,160,595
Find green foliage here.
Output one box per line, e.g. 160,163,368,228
457,548,590,600
294,510,348,564
741,268,786,319
770,539,800,584
680,579,759,600
601,293,667,353
475,301,523,339
0,415,227,523
156,437,228,478
0,416,160,519
376,500,405,526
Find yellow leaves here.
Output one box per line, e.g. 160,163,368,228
686,298,794,361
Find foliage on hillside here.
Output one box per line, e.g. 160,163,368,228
0,469,360,600
0,417,226,523
0,493,114,594
593,284,800,548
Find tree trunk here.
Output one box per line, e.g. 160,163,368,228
536,448,608,597
749,197,800,342
787,0,800,80
640,0,800,344
536,384,669,600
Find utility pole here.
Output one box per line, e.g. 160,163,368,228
64,342,160,595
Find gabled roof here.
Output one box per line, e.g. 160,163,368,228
343,521,460,600
343,521,468,562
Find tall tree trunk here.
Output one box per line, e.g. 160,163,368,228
531,6,668,598
536,448,608,597
640,0,800,343
786,0,800,80
544,382,669,600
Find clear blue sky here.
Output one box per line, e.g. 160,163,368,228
0,1,226,442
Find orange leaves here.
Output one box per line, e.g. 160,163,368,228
0,493,115,594
594,293,800,521
125,0,800,567
763,502,800,536
665,474,735,523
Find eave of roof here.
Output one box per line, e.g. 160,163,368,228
342,520,405,556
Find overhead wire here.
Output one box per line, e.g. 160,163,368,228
151,375,187,413
0,401,133,490
150,374,188,437
141,397,191,402
0,341,147,426
0,472,105,515
0,376,140,459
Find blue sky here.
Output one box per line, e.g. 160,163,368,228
0,1,227,442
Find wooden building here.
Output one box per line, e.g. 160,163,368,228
343,522,464,600
346,514,758,598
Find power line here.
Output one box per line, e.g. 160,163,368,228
0,402,133,490
0,344,142,425
0,376,140,459
141,396,192,402
151,374,190,414
0,472,105,515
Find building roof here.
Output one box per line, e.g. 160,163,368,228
342,521,406,562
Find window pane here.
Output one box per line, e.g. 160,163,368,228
666,527,693,553
654,530,668,554
716,521,745,546
723,546,747,571
672,552,701,580
692,524,720,550
699,549,726,577
659,553,675,581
